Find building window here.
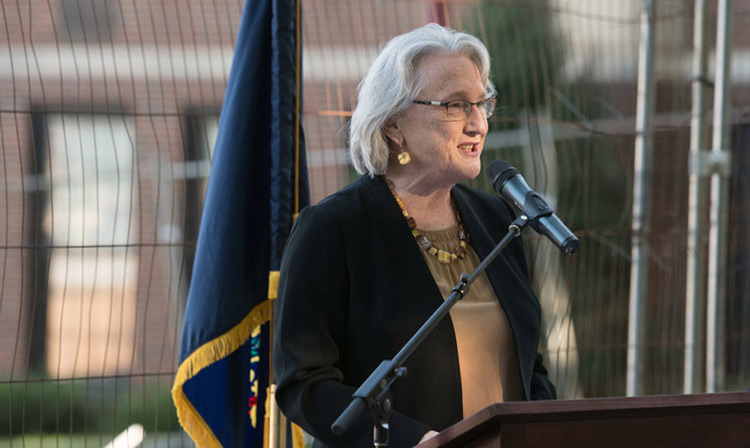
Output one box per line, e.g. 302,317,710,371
61,0,119,41
180,115,219,308
192,115,219,202
42,114,137,377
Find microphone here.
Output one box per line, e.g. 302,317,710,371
486,160,579,255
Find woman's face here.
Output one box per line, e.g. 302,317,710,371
386,52,489,190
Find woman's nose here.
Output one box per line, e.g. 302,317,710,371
464,104,488,135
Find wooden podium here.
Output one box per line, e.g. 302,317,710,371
416,392,750,448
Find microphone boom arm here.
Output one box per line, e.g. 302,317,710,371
331,215,530,446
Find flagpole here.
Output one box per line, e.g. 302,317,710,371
269,0,304,444
269,300,281,448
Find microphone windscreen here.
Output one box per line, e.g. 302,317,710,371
486,160,518,191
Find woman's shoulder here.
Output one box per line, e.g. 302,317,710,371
296,175,382,226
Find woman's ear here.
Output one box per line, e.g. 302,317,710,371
382,118,403,146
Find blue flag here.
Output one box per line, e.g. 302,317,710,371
172,0,308,446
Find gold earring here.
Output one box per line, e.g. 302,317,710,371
397,144,411,165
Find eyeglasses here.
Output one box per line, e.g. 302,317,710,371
412,97,497,120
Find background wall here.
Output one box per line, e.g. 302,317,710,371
1,0,748,445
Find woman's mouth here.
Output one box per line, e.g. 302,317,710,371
458,143,480,154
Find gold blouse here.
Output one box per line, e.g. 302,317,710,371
418,226,523,418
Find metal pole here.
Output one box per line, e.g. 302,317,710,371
685,0,710,395
707,0,733,393
627,0,656,397
269,384,281,448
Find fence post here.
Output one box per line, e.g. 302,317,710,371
627,0,656,397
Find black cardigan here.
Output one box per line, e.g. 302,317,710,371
273,176,556,448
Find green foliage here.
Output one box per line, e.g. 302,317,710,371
0,378,180,437
0,380,91,436
557,137,633,397
0,434,103,448
474,1,565,117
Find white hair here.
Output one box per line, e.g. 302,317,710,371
348,23,495,177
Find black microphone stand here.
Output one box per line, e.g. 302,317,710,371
331,214,532,447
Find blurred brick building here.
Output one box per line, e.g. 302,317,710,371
1,0,748,398
0,0,431,381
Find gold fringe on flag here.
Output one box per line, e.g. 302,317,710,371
172,298,273,447
291,422,306,448
268,270,281,299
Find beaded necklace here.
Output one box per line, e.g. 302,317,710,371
383,176,470,264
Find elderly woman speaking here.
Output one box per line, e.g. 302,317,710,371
273,24,557,448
